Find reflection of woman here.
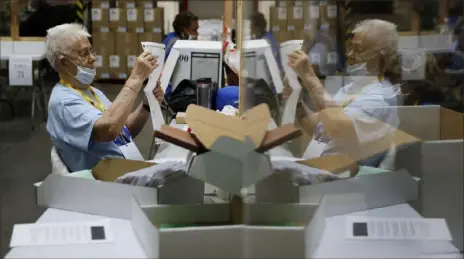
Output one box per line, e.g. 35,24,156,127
286,19,400,167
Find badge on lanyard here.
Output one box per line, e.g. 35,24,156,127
115,127,144,161
305,123,329,158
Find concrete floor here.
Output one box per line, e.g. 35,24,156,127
0,83,155,257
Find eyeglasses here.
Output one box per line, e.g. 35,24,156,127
75,47,96,61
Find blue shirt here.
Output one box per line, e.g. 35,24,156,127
162,32,180,61
46,83,131,172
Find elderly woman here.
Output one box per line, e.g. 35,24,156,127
287,19,400,167
46,23,164,172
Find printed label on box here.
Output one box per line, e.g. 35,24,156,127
100,26,109,32
101,73,110,79
91,8,102,21
310,6,320,18
153,27,162,33
109,9,120,21
144,9,154,21
304,24,312,31
294,0,303,6
110,55,120,68
294,7,303,19
136,27,144,33
127,9,137,21
119,73,127,79
278,7,287,20
127,55,137,67
126,2,136,8
118,27,127,32
272,26,280,32
95,55,103,67
288,25,295,31
328,52,337,64
320,0,328,5
328,5,337,18
144,2,153,9
100,1,109,9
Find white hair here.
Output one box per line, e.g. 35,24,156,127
45,23,91,70
353,19,399,56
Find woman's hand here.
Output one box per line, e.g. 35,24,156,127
130,52,158,82
281,77,293,100
288,50,314,78
153,79,164,103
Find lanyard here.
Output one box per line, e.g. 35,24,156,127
339,77,381,107
60,80,130,144
60,80,106,112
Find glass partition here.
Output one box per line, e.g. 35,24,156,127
236,1,463,251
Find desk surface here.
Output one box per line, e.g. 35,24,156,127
6,204,462,258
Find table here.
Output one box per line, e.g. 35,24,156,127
6,204,461,258
0,41,48,129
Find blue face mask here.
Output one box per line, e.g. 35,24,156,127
346,62,369,76
66,58,96,85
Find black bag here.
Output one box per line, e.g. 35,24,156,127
245,78,281,124
166,79,197,113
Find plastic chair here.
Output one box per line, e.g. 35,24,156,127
51,146,70,175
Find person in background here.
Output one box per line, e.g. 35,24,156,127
162,11,199,61
45,24,164,172
250,12,282,72
285,19,401,167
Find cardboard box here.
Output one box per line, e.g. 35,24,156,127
287,6,304,27
275,0,292,8
95,55,110,80
319,0,337,27
37,158,205,219
109,54,128,79
109,8,127,30
92,28,113,80
116,30,138,56
126,7,144,32
269,7,287,30
91,8,109,28
144,8,164,34
303,1,320,25
93,0,110,9
154,104,301,195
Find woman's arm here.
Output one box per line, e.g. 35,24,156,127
92,52,157,142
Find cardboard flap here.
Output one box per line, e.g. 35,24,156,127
92,158,154,182
154,124,206,153
257,124,302,153
243,103,272,147
440,107,464,140
186,104,248,148
297,154,358,174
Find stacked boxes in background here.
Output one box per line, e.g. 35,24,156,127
270,0,338,43
91,0,164,80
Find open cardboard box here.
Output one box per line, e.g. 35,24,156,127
130,184,421,259
37,158,204,219
154,104,303,195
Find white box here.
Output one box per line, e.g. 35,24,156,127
161,40,223,92
37,158,204,219
255,169,418,205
